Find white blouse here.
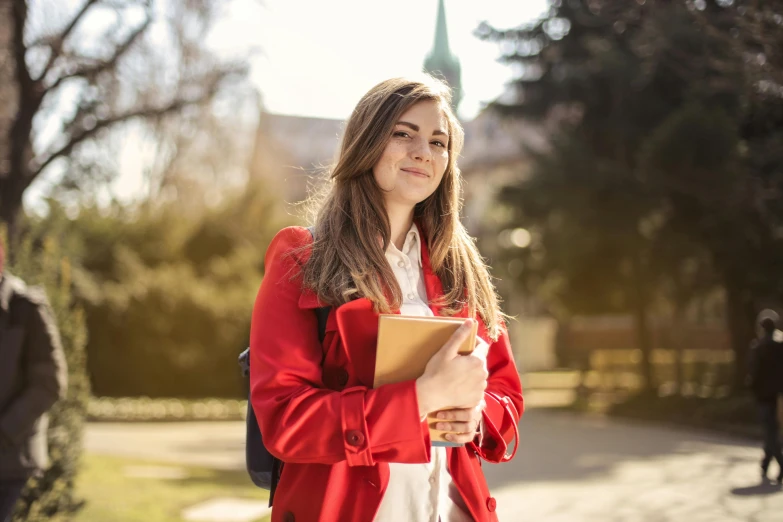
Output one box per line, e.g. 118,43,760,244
372,223,474,522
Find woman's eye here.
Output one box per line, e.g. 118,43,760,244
431,140,446,148
393,131,410,138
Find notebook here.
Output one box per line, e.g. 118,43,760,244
374,314,478,446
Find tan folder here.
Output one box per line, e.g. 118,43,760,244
374,314,478,446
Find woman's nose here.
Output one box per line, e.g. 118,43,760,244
410,137,431,162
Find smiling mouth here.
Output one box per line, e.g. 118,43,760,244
401,168,429,178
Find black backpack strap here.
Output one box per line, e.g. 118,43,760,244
314,306,329,343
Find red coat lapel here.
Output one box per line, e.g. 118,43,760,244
335,298,378,387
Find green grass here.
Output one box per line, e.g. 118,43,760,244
73,454,270,522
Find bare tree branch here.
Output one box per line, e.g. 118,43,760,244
28,70,231,189
37,0,102,82
3,0,252,242
44,14,152,94
29,103,186,189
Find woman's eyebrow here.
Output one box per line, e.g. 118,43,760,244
397,121,449,137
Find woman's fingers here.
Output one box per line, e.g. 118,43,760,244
435,408,481,432
435,421,476,433
435,409,471,422
436,401,485,421
436,404,484,441
443,431,478,444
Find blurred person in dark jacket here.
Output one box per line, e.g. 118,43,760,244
747,309,783,485
0,240,68,522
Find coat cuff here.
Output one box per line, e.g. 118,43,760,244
340,388,374,466
472,394,518,463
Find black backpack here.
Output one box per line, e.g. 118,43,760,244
238,226,330,506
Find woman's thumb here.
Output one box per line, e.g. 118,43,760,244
436,319,475,361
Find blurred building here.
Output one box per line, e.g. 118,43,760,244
249,113,343,204
248,107,543,231
459,109,546,235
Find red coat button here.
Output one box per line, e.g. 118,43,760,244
346,430,365,446
283,512,295,522
337,369,349,386
486,497,497,512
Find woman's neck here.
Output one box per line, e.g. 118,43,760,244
386,204,415,251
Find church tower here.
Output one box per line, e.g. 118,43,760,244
423,0,462,113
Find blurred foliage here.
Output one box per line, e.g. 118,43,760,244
87,397,247,423
26,179,289,398
479,0,783,391
2,227,89,521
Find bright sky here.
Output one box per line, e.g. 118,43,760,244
215,0,550,121
26,0,549,211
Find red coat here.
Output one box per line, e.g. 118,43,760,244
250,226,523,522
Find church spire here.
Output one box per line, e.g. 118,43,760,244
423,0,462,113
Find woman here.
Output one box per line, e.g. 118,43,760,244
250,76,523,522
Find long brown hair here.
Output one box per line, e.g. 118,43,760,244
300,76,504,340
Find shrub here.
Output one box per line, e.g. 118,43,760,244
6,233,90,522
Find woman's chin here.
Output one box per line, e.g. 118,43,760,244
382,184,438,209
400,188,437,206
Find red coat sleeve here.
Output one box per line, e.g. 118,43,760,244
249,227,431,466
470,325,524,463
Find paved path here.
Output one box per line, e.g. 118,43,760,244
85,410,782,521
84,420,247,470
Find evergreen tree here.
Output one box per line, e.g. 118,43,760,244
479,0,783,390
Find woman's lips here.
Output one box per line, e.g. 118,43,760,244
401,168,429,178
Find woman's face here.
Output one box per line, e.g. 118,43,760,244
372,100,450,210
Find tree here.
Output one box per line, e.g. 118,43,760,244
25,177,287,399
479,0,694,391
479,0,782,391
1,0,248,246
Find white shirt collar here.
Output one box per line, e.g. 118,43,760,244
386,222,423,268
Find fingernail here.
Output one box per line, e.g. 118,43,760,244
437,412,447,420
437,423,448,430
444,434,452,441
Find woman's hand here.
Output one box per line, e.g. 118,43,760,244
415,319,488,417
432,336,489,443
434,400,485,444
